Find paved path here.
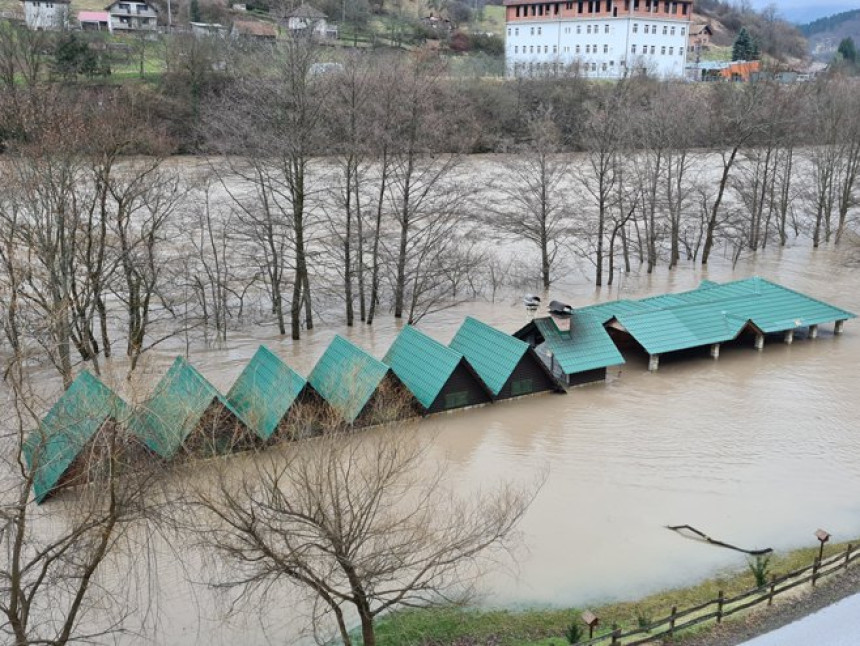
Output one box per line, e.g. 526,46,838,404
738,593,860,646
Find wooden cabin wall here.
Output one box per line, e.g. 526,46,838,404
496,351,557,400
354,374,423,428
185,401,254,457
428,360,493,414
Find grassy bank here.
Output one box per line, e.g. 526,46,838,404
375,540,857,646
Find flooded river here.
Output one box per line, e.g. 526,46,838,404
12,239,859,644
112,241,860,645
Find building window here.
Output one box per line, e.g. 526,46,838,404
587,25,591,34
577,25,581,33
681,27,685,35
553,45,557,53
644,24,649,34
544,45,548,53
530,45,534,53
669,46,673,54
605,24,609,33
515,27,519,35
652,24,657,33
631,44,636,53
445,391,470,409
670,26,675,35
576,44,581,53
650,45,656,54
661,46,666,54
530,27,535,35
538,26,542,34
604,44,609,53
591,62,597,71
586,44,590,53
514,46,518,53
602,62,608,71
633,23,638,33
507,28,511,36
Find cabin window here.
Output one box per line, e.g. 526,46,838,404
511,378,534,396
445,391,469,409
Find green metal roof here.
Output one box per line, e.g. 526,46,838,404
24,371,128,504
595,277,855,355
308,335,390,423
384,325,463,409
226,346,307,441
129,356,241,459
532,313,625,374
449,317,529,396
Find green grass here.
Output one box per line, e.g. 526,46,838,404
375,540,858,646
475,5,505,37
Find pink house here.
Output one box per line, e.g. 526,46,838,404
79,10,112,32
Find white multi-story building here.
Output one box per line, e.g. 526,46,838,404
505,0,693,79
20,0,70,30
105,0,158,31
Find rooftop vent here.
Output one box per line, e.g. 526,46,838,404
549,300,573,317
524,294,541,317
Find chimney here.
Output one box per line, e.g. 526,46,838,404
551,313,571,334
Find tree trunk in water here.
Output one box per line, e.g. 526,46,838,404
702,149,738,266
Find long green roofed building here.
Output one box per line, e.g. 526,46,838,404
25,371,129,504
226,346,314,441
308,335,419,426
384,325,493,414
129,356,250,459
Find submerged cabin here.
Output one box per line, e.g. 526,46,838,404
25,371,131,504
449,317,564,400
308,335,421,427
226,345,321,442
130,357,251,459
515,312,625,386
580,277,857,371
384,325,494,414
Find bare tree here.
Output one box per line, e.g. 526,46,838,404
191,427,536,646
486,108,569,291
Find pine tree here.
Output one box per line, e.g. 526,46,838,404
732,27,754,61
837,37,857,64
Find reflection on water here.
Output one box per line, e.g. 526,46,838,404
29,244,860,643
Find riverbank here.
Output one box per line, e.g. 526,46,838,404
374,540,860,646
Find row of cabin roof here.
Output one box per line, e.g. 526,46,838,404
26,277,855,504
26,316,563,503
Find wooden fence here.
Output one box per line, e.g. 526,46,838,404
578,544,859,646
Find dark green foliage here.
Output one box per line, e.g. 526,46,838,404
732,27,759,61
748,554,772,587
190,0,202,22
564,621,583,644
53,33,106,80
838,37,857,64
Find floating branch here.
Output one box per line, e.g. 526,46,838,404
667,525,773,556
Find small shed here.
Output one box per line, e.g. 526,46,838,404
449,317,564,400
308,335,420,427
226,345,321,442
384,325,493,414
514,312,625,386
129,356,251,459
79,11,112,31
24,371,129,504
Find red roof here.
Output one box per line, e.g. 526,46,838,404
79,11,110,21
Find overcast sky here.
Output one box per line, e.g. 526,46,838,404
747,0,860,23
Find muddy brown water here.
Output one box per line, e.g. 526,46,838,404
17,243,860,644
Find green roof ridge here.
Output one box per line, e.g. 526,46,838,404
308,335,390,423
25,371,128,504
449,317,528,396
227,345,307,440
130,356,238,459
384,325,462,409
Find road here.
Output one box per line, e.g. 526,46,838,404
739,593,860,646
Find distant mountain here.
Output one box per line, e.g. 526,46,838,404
800,9,860,59
781,5,859,25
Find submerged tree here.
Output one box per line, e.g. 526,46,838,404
192,427,537,646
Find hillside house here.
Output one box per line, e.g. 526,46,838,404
20,0,70,31
688,23,713,51
283,3,334,38
232,18,278,40
79,10,112,31
105,0,157,31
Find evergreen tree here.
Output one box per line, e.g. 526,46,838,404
732,27,756,61
837,37,857,64
190,0,202,23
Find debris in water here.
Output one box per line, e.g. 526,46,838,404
666,525,773,556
